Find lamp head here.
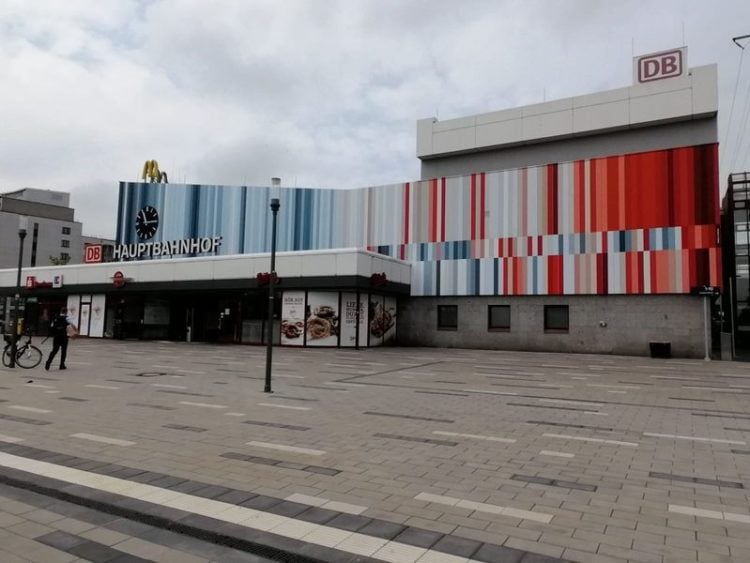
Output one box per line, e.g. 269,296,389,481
270,198,280,213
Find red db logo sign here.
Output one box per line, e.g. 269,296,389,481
637,49,683,83
84,245,103,263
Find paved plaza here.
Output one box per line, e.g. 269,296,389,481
0,341,750,562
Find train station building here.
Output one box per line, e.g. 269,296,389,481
0,48,722,357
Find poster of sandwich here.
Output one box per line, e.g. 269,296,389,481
369,295,395,347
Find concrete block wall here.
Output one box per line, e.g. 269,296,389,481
397,294,707,358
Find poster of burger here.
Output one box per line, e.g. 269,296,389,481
280,291,305,346
305,292,339,346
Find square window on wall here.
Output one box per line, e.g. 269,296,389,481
544,305,569,332
61,240,70,248
488,305,510,331
437,305,458,330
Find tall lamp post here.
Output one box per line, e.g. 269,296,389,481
9,216,28,369
264,182,281,393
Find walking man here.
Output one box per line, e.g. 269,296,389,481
45,307,77,370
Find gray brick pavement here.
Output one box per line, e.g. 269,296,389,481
1,341,750,561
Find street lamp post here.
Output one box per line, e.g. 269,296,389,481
9,217,28,369
264,196,281,393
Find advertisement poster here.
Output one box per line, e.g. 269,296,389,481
79,303,91,336
306,292,339,346
340,293,369,347
384,297,398,344
369,294,396,347
281,291,305,346
66,295,80,331
89,295,106,338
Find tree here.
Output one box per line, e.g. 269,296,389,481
49,254,71,265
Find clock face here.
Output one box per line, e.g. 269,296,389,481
135,206,159,240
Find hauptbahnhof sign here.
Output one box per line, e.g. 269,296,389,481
113,237,223,260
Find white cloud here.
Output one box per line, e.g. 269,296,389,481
0,0,749,238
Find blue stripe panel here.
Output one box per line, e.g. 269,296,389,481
493,258,499,295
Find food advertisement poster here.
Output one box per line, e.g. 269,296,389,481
384,296,397,344
340,293,368,347
89,295,106,338
281,291,305,346
369,294,396,347
305,292,339,346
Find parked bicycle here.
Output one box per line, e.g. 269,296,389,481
2,334,43,369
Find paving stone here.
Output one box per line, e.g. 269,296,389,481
35,530,88,551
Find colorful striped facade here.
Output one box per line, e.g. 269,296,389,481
117,143,720,297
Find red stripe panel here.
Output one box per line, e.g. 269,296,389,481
480,173,486,239
470,174,476,240
441,178,446,242
404,182,410,245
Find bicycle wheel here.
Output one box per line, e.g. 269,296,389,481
16,345,42,369
1,347,11,368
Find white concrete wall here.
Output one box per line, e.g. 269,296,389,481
0,249,411,289
417,64,717,159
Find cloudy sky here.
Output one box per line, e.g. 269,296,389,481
1,0,750,238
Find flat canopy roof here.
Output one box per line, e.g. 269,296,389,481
0,248,411,296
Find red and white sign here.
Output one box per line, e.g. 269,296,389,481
112,271,126,288
25,275,63,289
634,47,686,84
84,244,103,263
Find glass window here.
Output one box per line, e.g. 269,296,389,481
61,239,70,248
488,305,510,331
437,305,458,330
62,226,71,235
545,305,569,332
60,252,70,261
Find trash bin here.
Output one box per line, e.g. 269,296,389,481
649,341,671,359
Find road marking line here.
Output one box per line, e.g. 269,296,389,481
669,504,750,523
463,388,518,396
8,405,51,414
543,433,638,447
224,412,246,416
151,384,188,389
276,374,305,379
584,411,609,416
414,492,552,523
257,403,311,411
178,401,228,409
246,441,325,456
643,432,746,445
71,433,135,447
85,384,120,390
539,450,575,458
538,398,603,407
588,384,641,389
0,434,23,443
0,452,477,563
433,431,516,443
286,493,367,515
26,383,56,389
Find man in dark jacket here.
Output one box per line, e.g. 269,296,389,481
45,307,76,370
